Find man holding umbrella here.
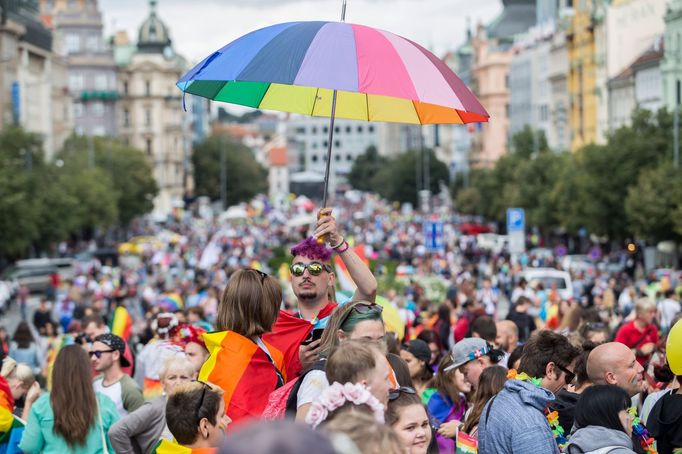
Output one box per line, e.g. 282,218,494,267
265,208,377,378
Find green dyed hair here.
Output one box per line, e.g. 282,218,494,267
318,300,384,357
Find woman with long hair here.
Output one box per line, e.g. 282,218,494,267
565,385,637,453
294,300,387,421
460,365,507,438
19,344,119,453
9,321,43,376
424,353,470,453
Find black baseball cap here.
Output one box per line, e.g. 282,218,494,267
94,333,131,367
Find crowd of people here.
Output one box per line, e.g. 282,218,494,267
0,195,681,454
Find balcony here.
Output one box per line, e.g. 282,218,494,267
80,90,118,101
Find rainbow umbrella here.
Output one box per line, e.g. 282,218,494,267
157,293,184,312
177,1,488,206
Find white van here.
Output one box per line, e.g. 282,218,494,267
518,267,574,301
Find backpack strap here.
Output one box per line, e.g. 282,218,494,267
284,358,327,417
484,393,499,427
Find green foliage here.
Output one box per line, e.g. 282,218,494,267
455,109,680,242
192,134,268,206
347,146,387,192
372,149,449,205
0,128,157,258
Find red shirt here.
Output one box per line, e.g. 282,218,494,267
614,320,659,365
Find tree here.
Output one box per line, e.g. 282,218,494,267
192,134,267,206
373,149,449,205
347,145,387,192
625,161,682,242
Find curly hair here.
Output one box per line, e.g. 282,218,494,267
290,237,333,262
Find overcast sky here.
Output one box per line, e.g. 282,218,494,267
99,0,503,64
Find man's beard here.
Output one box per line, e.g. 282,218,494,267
298,290,320,301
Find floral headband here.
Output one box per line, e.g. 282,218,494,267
305,382,385,429
169,324,206,349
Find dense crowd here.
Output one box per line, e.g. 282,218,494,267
0,196,681,454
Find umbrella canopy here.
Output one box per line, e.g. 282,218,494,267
177,21,488,125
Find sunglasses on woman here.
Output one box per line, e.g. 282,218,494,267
290,261,332,277
389,386,416,401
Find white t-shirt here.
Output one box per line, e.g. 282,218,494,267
296,369,330,408
658,298,681,332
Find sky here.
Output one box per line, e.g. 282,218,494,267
99,0,503,64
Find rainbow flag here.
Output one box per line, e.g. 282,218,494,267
334,244,368,292
110,306,133,341
456,432,478,454
199,331,286,424
143,378,164,400
0,376,23,454
263,303,336,380
151,438,216,454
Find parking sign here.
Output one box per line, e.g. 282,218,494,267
506,208,525,233
423,221,444,252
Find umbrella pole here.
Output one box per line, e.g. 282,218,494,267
321,88,338,208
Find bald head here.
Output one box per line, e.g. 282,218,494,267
495,320,519,353
587,342,644,397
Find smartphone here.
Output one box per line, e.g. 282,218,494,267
301,328,324,346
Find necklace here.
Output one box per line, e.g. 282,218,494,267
627,407,656,454
507,370,568,450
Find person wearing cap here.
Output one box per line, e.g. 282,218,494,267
647,319,682,453
92,333,145,418
400,339,434,397
445,338,496,391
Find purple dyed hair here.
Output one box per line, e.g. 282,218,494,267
290,237,333,262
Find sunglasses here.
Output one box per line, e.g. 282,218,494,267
290,261,332,277
195,380,211,417
89,349,115,359
389,386,416,401
557,364,576,385
246,268,268,283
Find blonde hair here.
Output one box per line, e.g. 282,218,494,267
0,358,35,387
158,354,195,381
324,412,403,454
635,298,656,316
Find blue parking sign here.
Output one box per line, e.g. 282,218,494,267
506,208,525,233
423,221,444,252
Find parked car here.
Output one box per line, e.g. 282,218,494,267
0,280,15,314
2,263,58,294
518,267,574,301
15,258,75,281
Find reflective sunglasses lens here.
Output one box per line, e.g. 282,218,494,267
307,263,324,275
290,263,305,276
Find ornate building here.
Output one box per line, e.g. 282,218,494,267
114,0,190,215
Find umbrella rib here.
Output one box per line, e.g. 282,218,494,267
412,100,423,125
311,87,320,116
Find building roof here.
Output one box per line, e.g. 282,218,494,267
137,0,171,54
610,39,664,85
487,0,536,41
269,147,288,166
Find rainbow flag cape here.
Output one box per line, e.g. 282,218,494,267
456,432,478,454
151,438,216,454
263,303,337,380
110,306,133,341
199,331,285,424
0,376,23,454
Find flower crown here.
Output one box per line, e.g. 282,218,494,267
305,382,385,429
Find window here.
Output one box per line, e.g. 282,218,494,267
145,107,152,126
145,80,151,96
323,126,328,133
123,81,129,95
357,125,363,133
86,36,100,52
346,126,351,133
312,126,317,134
323,140,328,148
65,33,80,54
92,126,105,136
296,127,306,134
346,154,352,161
123,109,130,127
94,74,107,90
311,154,318,162
335,154,340,162
334,140,340,147
368,125,374,132
146,139,152,156
73,102,83,118
92,101,104,117
312,142,318,149
334,126,340,133
69,73,84,91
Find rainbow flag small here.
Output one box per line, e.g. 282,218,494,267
110,306,133,341
199,331,286,424
143,378,164,400
151,438,216,454
456,431,478,454
0,377,23,454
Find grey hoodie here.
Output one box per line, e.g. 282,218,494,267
565,425,636,454
478,379,559,454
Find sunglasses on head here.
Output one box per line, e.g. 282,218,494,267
389,386,416,401
557,364,576,385
246,268,268,283
89,349,115,359
339,302,384,330
290,261,332,277
194,380,212,417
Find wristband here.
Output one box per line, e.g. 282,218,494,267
330,237,345,249
334,240,350,253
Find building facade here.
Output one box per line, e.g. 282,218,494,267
662,0,682,111
40,0,118,137
114,0,190,215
